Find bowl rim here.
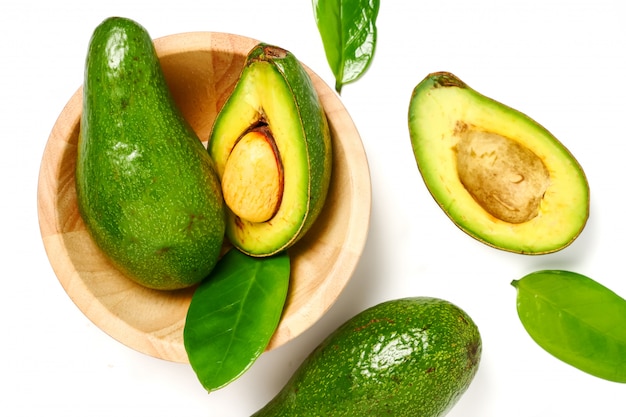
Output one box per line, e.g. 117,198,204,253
37,31,372,362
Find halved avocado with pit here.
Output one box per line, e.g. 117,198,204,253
408,72,589,254
208,44,332,257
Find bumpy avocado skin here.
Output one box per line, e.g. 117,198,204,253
76,17,225,290
252,297,481,417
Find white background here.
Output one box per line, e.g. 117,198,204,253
2,0,624,415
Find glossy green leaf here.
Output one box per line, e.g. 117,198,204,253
512,270,626,383
312,0,380,94
184,249,290,392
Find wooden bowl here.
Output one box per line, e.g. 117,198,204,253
37,32,371,363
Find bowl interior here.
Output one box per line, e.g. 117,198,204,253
37,32,371,363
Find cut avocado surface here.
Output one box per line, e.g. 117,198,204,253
408,72,589,254
208,44,332,257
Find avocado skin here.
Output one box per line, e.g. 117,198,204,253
246,44,331,216
252,297,481,417
250,44,332,238
76,17,225,290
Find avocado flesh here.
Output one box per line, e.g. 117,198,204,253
208,44,332,257
251,297,481,417
76,17,226,290
408,72,589,254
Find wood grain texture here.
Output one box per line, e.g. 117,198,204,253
37,32,371,363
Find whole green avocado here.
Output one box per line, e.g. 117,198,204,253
252,297,481,417
76,17,225,290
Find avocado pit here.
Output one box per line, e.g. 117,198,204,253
221,126,284,223
455,126,550,224
207,43,333,256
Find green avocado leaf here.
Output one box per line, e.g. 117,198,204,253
184,249,290,392
312,0,380,94
512,270,626,383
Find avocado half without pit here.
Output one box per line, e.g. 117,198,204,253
408,72,589,254
208,44,333,257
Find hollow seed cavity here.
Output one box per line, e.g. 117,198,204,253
455,129,550,224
